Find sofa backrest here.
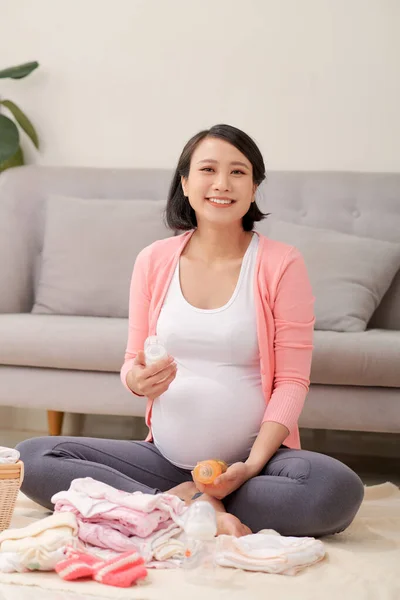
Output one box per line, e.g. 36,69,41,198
255,172,400,330
1,167,399,328
0,166,173,314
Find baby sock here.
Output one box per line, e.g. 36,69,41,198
56,547,147,587
93,551,147,588
55,547,104,581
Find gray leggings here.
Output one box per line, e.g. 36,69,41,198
16,436,364,538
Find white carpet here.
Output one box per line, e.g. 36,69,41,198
0,483,399,600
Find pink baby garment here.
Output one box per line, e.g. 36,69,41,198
52,477,186,565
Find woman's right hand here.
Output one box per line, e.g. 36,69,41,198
127,350,177,400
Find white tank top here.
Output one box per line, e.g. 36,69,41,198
152,233,265,469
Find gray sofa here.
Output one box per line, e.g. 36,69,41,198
0,166,399,436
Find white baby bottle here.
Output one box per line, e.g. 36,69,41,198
183,502,218,585
144,336,168,366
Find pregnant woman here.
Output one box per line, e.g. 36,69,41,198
17,124,364,538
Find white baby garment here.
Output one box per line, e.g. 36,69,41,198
215,529,326,575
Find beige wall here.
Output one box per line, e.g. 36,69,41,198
1,0,399,172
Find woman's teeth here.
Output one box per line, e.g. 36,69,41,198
208,198,232,205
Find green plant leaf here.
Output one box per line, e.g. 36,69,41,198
0,61,39,79
0,115,20,163
1,100,39,149
0,145,24,172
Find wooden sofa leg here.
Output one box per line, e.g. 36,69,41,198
47,410,65,436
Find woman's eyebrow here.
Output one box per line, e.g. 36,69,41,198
230,161,250,169
197,159,250,169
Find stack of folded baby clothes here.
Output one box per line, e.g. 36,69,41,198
0,512,80,572
52,477,188,567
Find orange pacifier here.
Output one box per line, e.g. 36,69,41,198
193,459,228,485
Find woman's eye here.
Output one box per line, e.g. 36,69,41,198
232,170,245,175
200,167,214,172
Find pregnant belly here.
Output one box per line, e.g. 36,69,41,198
151,373,265,469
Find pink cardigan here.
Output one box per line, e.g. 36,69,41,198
121,230,315,450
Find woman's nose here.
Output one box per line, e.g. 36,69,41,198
212,172,230,191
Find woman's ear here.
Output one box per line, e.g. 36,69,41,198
252,184,258,201
181,176,188,197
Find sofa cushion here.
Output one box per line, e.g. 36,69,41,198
311,329,400,387
265,219,400,332
0,314,126,372
33,195,172,318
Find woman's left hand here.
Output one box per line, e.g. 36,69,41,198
193,462,254,500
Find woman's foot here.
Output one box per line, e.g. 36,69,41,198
216,512,252,537
167,481,251,537
167,480,198,502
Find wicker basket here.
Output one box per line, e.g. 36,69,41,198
0,461,24,532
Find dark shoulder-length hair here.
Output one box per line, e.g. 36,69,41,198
165,124,268,232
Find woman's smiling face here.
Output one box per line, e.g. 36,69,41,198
181,136,257,229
